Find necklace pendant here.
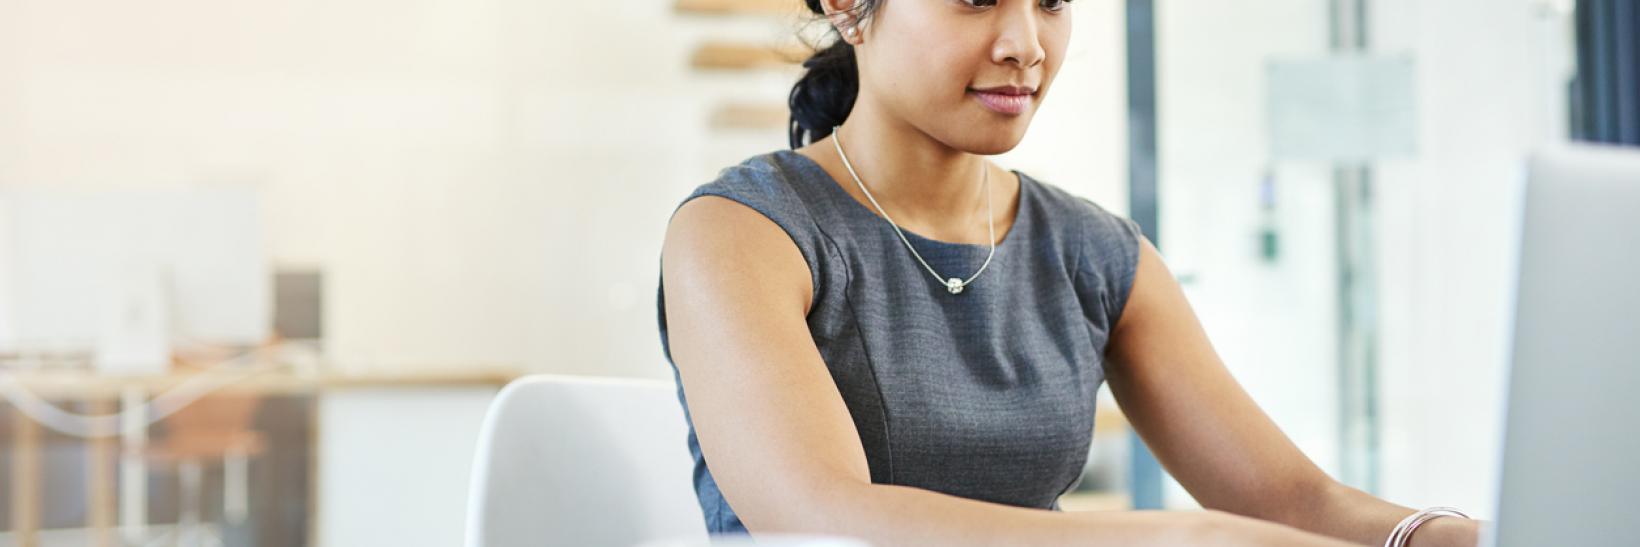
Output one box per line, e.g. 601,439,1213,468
945,277,965,294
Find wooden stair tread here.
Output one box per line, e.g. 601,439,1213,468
676,0,804,16
691,40,812,71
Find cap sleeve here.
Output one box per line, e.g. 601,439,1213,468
665,157,828,306
1071,197,1144,340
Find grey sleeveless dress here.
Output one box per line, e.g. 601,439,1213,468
655,149,1143,534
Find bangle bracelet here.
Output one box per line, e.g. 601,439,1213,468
1384,507,1470,547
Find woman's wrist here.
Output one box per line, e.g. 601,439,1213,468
1403,514,1480,547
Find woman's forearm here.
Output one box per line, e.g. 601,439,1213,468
757,480,1193,546
1295,480,1481,547
756,481,1358,547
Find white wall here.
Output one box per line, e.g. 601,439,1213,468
1152,0,1573,516
0,0,1129,381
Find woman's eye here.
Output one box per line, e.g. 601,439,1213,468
1040,0,1073,11
960,0,1072,10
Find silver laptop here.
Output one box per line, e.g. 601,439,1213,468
1488,144,1640,547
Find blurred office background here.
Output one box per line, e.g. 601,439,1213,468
0,0,1631,545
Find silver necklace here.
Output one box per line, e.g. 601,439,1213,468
830,125,997,295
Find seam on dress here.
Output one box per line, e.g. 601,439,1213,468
770,152,897,485
1069,199,1111,377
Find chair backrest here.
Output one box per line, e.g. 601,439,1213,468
465,374,708,547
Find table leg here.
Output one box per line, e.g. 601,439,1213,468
119,386,148,546
88,399,117,547
10,406,41,547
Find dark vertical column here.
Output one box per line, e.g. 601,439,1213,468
1127,0,1159,242
1124,0,1166,511
1615,1,1639,143
1575,0,1640,146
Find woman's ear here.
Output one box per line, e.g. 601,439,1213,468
821,0,864,44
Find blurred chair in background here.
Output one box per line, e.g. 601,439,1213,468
465,375,706,547
148,393,267,547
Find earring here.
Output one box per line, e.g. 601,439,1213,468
845,27,857,39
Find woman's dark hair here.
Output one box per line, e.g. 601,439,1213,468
789,0,881,149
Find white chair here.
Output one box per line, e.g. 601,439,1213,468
465,374,709,547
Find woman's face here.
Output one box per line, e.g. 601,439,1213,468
849,0,1072,155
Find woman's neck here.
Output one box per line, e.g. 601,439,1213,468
823,103,995,224
793,94,1024,246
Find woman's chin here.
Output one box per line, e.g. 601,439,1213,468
956,123,1031,156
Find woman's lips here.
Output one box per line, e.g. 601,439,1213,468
969,89,1033,115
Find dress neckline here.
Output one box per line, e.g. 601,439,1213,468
775,149,1031,253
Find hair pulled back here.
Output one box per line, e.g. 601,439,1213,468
788,0,880,149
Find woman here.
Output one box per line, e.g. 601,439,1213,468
657,0,1483,545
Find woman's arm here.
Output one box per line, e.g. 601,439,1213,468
662,196,1359,547
1105,235,1480,547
